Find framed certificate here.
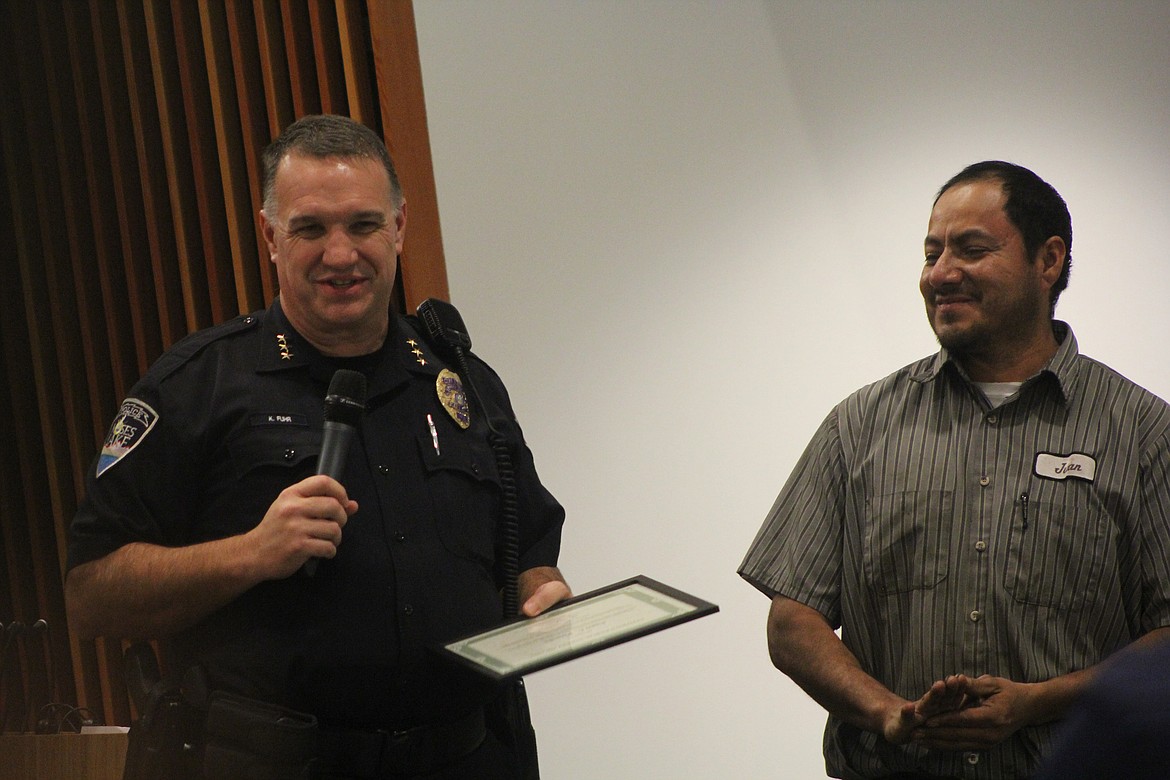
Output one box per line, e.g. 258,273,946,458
436,575,719,681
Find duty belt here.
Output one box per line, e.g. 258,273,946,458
318,707,487,777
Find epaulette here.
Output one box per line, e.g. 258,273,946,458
148,312,263,384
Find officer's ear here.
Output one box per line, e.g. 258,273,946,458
259,209,279,263
392,200,407,255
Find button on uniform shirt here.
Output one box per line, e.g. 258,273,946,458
739,323,1170,779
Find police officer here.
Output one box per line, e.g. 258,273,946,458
66,114,571,778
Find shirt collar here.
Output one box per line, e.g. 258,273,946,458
254,297,420,399
914,320,1080,404
255,296,311,372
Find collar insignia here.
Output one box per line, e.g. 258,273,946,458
407,338,427,366
276,333,293,360
436,369,470,429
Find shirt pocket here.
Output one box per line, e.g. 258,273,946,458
228,427,321,479
417,431,502,566
1003,496,1108,610
208,427,321,538
863,490,953,595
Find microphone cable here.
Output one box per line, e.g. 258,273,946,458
418,299,522,617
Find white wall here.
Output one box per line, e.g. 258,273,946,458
412,2,1170,777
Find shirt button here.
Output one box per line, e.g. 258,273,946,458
975,540,987,552
987,414,998,425
377,464,390,475
965,752,980,765
979,475,990,487
471,462,480,475
969,610,982,622
394,532,406,543
402,604,414,616
283,449,296,461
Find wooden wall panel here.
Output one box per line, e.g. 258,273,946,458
0,0,448,729
85,1,155,388
368,0,449,309
337,0,378,127
2,0,87,732
255,0,296,139
281,1,323,119
67,1,139,402
118,0,187,355
308,0,348,115
226,0,280,302
173,0,237,328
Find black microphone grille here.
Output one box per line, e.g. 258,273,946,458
324,369,367,424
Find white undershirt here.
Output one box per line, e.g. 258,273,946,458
976,381,1023,408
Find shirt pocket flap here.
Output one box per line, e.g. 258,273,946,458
227,427,321,479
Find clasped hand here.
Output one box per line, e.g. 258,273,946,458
884,674,1038,751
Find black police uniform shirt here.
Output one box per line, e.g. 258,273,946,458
67,297,565,730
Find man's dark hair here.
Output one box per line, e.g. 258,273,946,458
936,160,1072,312
262,114,403,214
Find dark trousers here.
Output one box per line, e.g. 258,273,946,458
317,727,522,780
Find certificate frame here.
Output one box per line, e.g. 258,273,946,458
435,575,719,681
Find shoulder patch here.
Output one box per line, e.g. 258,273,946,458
96,398,159,477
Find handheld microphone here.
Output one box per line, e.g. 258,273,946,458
303,369,367,576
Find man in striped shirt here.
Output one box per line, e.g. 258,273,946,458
739,161,1170,779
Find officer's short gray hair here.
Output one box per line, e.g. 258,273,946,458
262,114,403,215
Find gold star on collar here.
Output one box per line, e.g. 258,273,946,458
406,338,427,366
276,334,293,360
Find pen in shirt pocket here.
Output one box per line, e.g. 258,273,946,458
1019,491,1029,531
427,413,441,456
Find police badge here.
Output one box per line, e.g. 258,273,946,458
436,369,471,429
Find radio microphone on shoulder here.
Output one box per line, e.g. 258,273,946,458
304,369,367,576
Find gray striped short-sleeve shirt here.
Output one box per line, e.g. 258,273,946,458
739,323,1170,779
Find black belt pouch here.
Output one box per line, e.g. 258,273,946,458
202,691,319,780
121,685,203,780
